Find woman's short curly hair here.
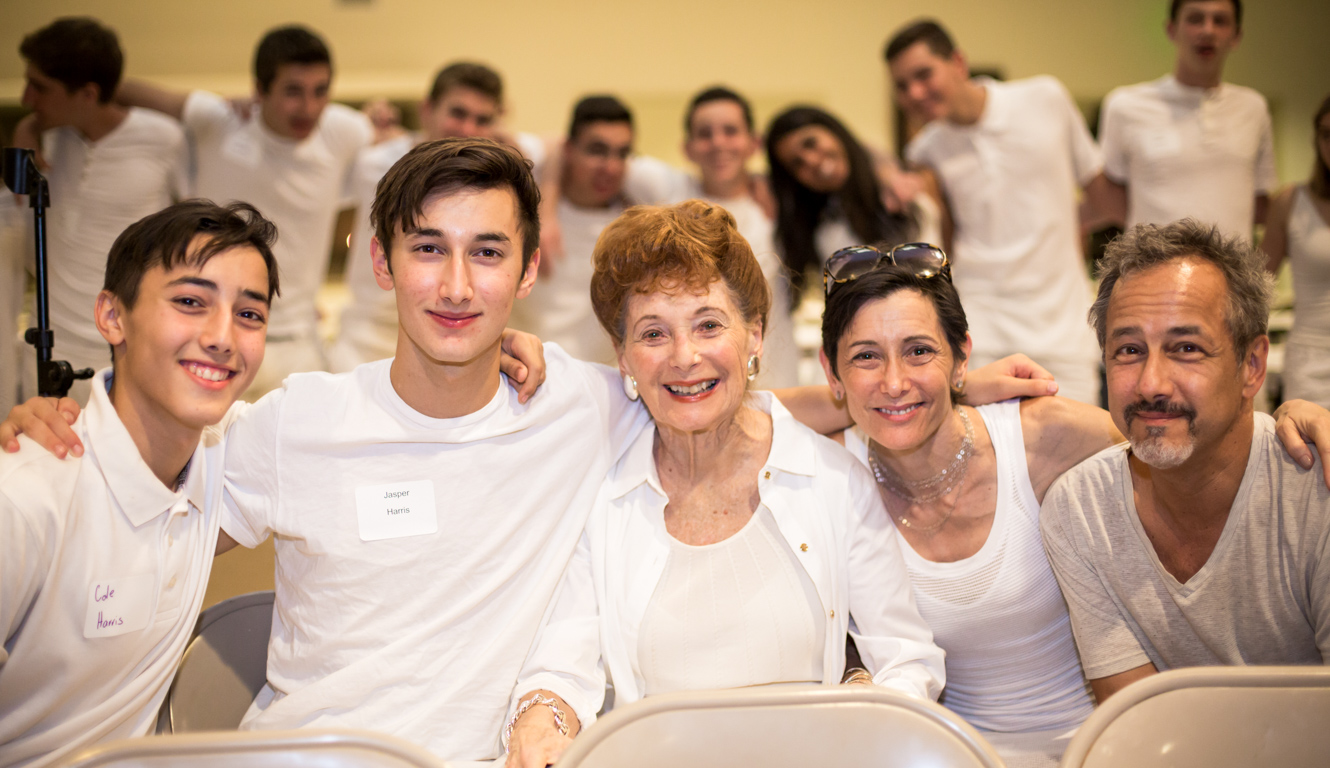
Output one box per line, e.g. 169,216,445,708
590,199,771,347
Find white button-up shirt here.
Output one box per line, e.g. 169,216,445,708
513,392,945,723
0,370,227,768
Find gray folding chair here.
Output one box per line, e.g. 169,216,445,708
59,729,447,768
158,590,275,734
1060,666,1330,768
555,685,1005,768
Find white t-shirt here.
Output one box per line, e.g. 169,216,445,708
623,159,799,387
182,91,372,340
906,76,1101,370
0,370,229,768
329,132,549,373
1100,75,1277,243
43,109,188,367
511,200,621,365
219,349,648,760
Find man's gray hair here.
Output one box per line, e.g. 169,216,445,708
1089,219,1274,353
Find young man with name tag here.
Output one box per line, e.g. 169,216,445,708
3,138,1092,761
0,200,280,768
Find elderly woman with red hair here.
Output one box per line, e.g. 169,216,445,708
503,200,945,767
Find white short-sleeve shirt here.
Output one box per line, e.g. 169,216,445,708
906,76,1102,369
0,370,228,768
219,348,648,760
43,109,188,365
183,91,372,340
1100,76,1277,243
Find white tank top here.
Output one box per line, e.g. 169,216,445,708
845,400,1093,732
1288,185,1330,347
638,506,825,695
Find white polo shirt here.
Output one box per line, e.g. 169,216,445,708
43,109,189,391
183,91,372,342
906,76,1102,374
219,348,649,760
1100,75,1276,243
0,370,228,768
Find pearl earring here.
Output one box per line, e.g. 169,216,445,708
623,373,639,401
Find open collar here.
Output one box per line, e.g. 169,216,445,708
603,391,817,502
85,369,206,527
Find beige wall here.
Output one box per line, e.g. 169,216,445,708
3,0,1327,182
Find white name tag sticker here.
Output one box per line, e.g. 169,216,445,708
84,573,156,639
355,480,438,542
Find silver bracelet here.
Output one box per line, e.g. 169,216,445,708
503,693,570,752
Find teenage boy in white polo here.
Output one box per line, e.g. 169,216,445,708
0,201,279,768
117,25,373,398
14,17,189,405
1098,0,1275,243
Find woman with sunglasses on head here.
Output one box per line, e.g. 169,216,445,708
819,243,1330,766
765,106,944,304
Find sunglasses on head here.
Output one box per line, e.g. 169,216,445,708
822,242,951,296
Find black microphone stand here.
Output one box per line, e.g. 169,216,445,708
3,147,94,397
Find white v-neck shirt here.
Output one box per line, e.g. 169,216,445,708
219,347,649,760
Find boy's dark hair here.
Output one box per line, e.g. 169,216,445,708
371,138,541,272
884,19,957,63
20,17,123,103
253,26,332,93
104,200,280,310
684,86,755,135
568,95,633,142
428,62,503,105
1170,0,1242,29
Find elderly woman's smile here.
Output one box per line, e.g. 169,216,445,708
620,280,761,434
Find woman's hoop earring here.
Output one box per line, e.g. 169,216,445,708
623,373,639,401
747,355,761,381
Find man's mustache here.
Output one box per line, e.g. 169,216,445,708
1123,399,1197,427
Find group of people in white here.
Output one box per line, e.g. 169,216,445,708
2,1,1330,767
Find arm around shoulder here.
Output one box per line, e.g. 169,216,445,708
218,391,286,549
1021,396,1122,501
